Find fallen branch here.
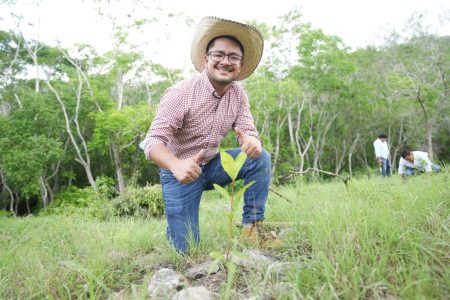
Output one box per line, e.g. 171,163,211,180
269,187,291,203
287,168,351,188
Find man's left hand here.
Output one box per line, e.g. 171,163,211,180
234,127,262,159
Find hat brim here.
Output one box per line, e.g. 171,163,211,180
191,16,264,81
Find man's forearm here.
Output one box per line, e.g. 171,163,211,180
149,143,180,171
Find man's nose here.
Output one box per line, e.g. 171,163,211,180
220,55,232,64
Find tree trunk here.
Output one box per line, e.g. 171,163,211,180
116,68,124,110
111,143,125,195
293,97,313,174
348,134,360,177
416,88,433,159
271,92,287,176
39,176,49,208
25,198,30,215
45,75,97,190
145,81,152,106
0,170,16,216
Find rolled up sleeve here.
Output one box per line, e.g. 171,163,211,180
144,88,185,160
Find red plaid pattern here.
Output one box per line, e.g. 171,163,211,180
144,70,259,164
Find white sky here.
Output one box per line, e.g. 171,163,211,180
1,0,449,70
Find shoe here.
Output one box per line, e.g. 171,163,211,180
240,220,282,249
240,221,260,246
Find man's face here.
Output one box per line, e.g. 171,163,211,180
405,153,414,162
380,137,386,143
204,37,243,87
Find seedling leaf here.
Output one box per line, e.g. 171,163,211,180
213,184,230,199
234,181,255,201
220,150,237,181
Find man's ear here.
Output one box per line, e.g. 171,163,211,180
204,55,208,67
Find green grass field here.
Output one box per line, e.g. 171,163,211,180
1,173,449,299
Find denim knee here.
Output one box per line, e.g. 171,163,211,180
254,148,271,170
432,164,441,173
404,168,415,176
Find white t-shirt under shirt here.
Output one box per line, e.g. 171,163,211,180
373,138,390,159
398,151,432,174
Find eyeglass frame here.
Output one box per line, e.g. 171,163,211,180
207,51,243,64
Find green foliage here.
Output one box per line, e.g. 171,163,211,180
1,9,449,214
95,176,117,199
2,174,448,299
111,184,164,218
211,149,255,278
218,150,247,181
0,210,14,218
90,104,152,153
0,134,63,198
40,186,113,220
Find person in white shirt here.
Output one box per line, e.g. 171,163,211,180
373,133,391,177
398,149,441,177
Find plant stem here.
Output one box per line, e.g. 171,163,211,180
226,180,235,260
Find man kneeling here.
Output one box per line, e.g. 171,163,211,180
398,149,441,178
142,17,270,254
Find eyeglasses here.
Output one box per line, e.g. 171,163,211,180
208,51,242,64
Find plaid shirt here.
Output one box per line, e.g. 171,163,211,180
144,70,259,164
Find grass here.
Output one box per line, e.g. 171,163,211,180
0,173,449,299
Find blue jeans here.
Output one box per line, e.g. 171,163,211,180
159,148,271,254
404,164,441,176
380,158,391,177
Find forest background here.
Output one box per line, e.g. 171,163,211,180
0,0,449,215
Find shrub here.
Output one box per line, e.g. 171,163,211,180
96,176,118,199
112,184,164,219
40,186,113,220
0,210,14,218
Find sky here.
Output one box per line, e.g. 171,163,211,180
1,0,449,70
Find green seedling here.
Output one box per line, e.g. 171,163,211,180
208,150,254,278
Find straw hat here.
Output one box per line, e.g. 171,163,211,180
190,16,264,81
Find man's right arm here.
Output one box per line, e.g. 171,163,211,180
373,141,381,163
149,143,181,170
149,144,204,184
150,144,203,184
144,88,203,184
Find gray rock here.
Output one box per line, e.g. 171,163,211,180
172,286,213,300
148,268,188,299
231,249,274,270
186,261,220,279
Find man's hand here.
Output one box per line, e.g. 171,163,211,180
234,127,262,159
170,150,205,184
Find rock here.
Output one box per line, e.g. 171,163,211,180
231,249,274,270
172,286,214,300
148,268,188,299
186,261,220,279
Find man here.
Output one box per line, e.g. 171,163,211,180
142,17,270,254
373,133,391,177
398,149,441,177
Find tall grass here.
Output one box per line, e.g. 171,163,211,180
0,173,448,299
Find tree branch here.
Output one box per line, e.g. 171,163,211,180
287,167,351,188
